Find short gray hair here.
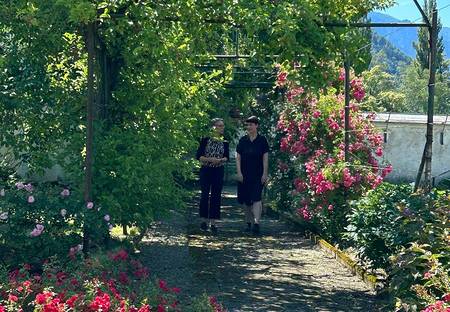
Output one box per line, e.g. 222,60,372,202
211,118,224,127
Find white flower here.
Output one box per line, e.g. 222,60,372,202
0,212,8,220
0,189,5,196
16,182,24,190
60,209,67,217
104,214,110,222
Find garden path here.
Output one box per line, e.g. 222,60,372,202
139,186,386,312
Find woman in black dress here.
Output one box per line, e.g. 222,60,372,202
236,116,269,234
196,118,229,234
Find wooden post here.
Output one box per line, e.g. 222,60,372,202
83,22,95,255
414,9,438,192
344,54,350,164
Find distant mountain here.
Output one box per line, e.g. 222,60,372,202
368,12,450,59
370,31,412,74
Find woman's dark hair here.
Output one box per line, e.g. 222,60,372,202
245,116,259,125
211,118,224,127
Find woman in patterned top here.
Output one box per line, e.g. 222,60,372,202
196,118,229,234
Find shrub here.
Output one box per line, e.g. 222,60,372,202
344,183,432,269
388,194,449,311
0,181,110,265
0,249,226,312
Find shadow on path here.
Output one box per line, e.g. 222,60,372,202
139,186,386,312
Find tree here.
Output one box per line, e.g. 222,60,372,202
0,0,394,246
413,0,448,74
362,65,407,112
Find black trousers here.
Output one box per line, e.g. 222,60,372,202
199,166,224,219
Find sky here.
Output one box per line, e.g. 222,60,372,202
376,0,450,27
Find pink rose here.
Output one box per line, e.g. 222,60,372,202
16,182,24,190
28,195,35,204
30,225,43,237
24,183,33,192
443,293,450,302
104,215,110,222
86,202,94,209
60,189,70,197
424,271,433,279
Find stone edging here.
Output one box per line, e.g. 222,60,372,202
280,211,381,292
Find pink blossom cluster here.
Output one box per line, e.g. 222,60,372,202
30,224,44,237
275,70,391,222
309,171,335,195
286,87,304,102
297,206,312,221
350,78,365,102
0,249,222,312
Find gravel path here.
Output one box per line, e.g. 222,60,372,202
139,187,385,312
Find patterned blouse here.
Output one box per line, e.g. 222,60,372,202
196,137,230,168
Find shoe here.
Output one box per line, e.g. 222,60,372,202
252,224,260,235
244,223,252,232
211,225,218,235
200,222,208,231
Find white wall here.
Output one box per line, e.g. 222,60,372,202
373,113,450,183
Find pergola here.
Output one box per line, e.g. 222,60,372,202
82,1,439,252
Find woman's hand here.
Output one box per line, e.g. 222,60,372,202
261,174,268,185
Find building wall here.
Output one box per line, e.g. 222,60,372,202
373,113,450,184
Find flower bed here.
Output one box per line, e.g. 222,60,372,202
0,249,226,312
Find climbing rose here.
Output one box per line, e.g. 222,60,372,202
61,189,70,197
104,214,111,222
424,271,433,279
16,182,24,190
277,71,288,85
8,294,18,302
0,189,4,196
28,195,35,203
86,202,94,209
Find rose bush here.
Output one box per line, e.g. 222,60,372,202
272,68,390,241
0,249,226,312
0,180,110,265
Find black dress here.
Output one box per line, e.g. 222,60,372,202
196,137,230,219
236,134,270,206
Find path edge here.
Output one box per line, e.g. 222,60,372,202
279,211,382,293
